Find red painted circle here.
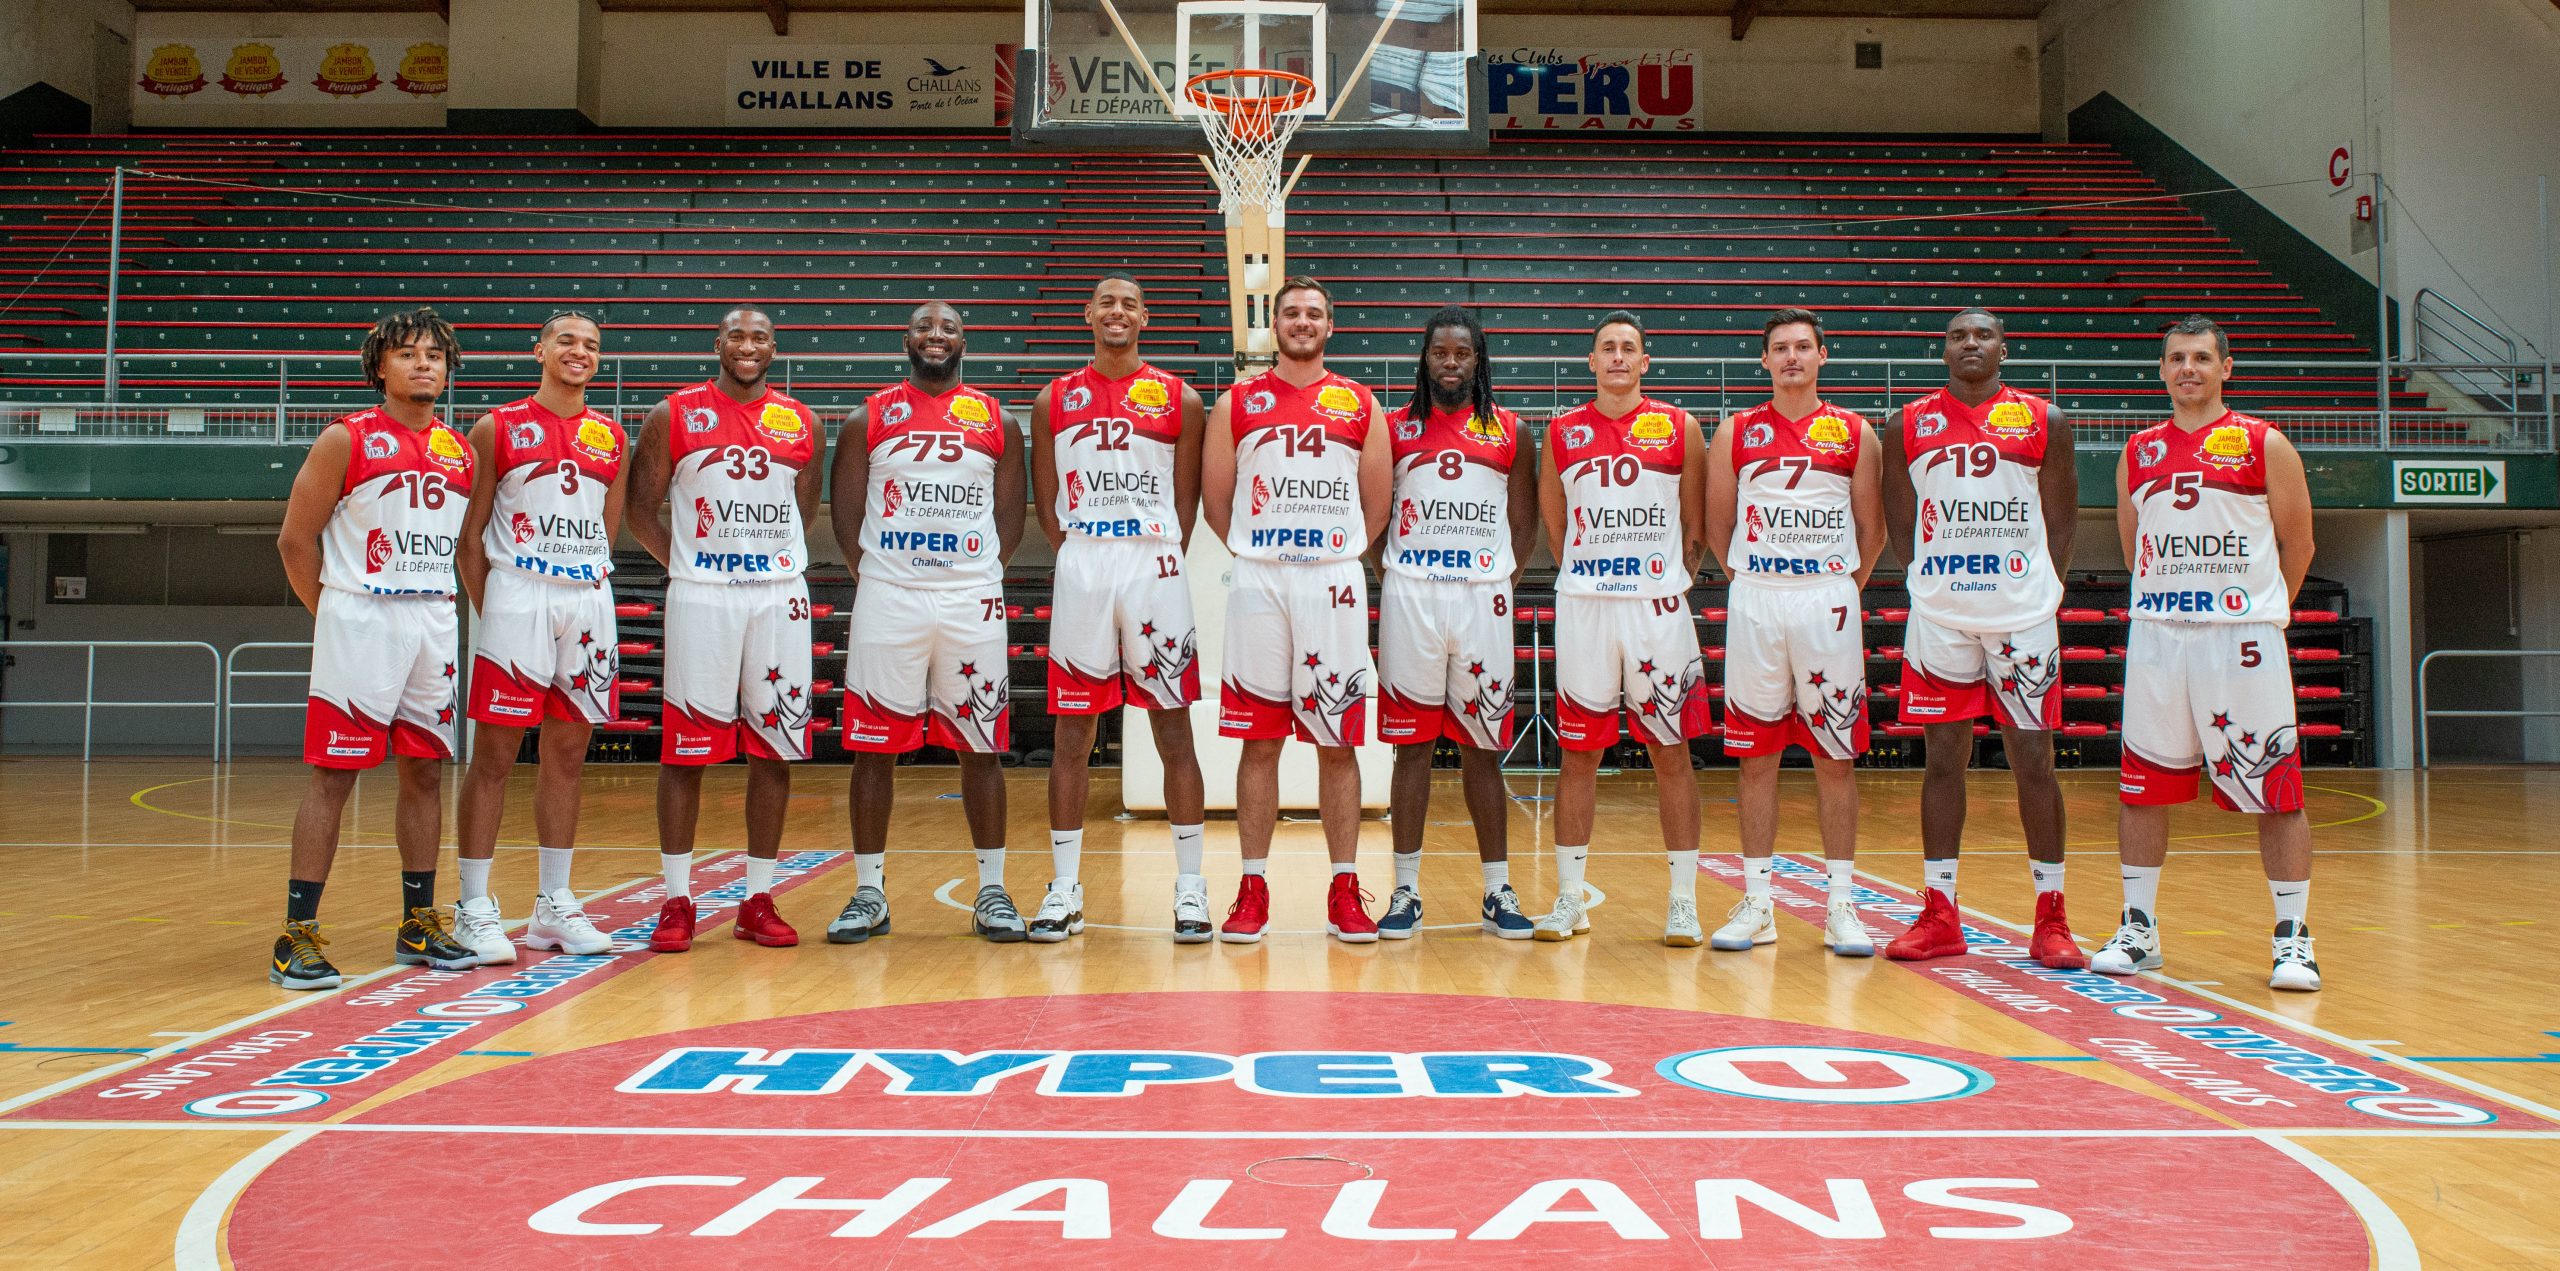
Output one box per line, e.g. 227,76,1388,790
225,992,2375,1266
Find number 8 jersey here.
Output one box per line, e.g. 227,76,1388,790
665,381,818,584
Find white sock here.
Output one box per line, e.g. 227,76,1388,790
1925,857,1958,899
1743,855,1773,900
1332,861,1358,877
744,855,776,896
660,851,692,899
2030,860,2065,894
1669,850,1700,901
856,852,884,892
975,847,1006,890
457,856,492,904
2121,864,2162,918
1394,852,1422,891
1172,823,1206,878
2269,878,2309,926
1554,843,1588,897
1242,858,1268,877
1826,859,1856,903
537,846,574,896
1481,859,1509,894
1050,830,1082,886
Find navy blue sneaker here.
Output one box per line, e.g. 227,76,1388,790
1378,885,1423,940
1481,885,1535,940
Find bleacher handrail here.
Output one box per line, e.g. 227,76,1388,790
220,640,311,764
2415,648,2560,767
0,640,222,761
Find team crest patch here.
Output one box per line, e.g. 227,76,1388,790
1245,390,1276,415
682,407,718,434
2137,437,2169,468
1393,411,1424,442
574,416,620,462
755,402,807,442
881,399,912,427
1314,384,1363,419
1804,415,1854,454
1743,421,1775,449
947,395,994,431
361,430,399,460
1462,413,1508,446
507,419,544,449
1562,423,1594,449
1628,411,1676,449
1914,410,1948,439
1125,377,1171,414
1062,385,1092,413
2201,424,2254,468
1984,400,2036,438
425,427,472,470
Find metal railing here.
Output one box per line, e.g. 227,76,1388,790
0,640,222,760
2415,648,2560,766
2413,289,2527,414
220,641,311,763
6,351,2553,452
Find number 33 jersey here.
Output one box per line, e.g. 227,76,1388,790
664,381,818,585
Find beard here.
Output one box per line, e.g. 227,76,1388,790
907,347,961,379
1428,378,1473,412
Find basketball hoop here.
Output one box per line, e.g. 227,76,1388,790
1184,67,1315,216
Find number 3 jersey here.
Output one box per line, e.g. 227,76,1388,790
858,380,1008,590
320,407,475,597
664,381,818,585
1899,385,2059,632
1225,368,1375,565
1048,362,1184,545
2123,411,2291,627
481,397,626,586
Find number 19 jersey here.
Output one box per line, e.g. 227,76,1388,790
1901,385,2059,632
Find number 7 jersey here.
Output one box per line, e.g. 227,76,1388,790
664,381,818,584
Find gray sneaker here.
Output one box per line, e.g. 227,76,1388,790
973,884,1029,943
827,885,891,944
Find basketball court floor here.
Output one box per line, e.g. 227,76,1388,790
0,757,2551,1267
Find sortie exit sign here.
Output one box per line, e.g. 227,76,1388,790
2391,460,2505,504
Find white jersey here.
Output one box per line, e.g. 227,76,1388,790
1048,362,1184,545
1384,401,1522,583
1727,399,1867,586
1225,368,1376,566
1549,396,1691,599
481,397,625,587
1901,385,2062,632
2124,412,2293,627
663,381,818,585
858,380,1008,590
319,407,474,597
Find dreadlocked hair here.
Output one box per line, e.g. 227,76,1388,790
1407,305,1497,425
360,306,460,393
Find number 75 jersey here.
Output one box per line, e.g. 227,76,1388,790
664,381,818,584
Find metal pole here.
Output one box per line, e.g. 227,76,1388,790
2374,171,2392,447
83,645,96,764
277,360,290,440
104,167,125,405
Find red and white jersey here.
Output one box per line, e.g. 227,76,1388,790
1549,396,1691,599
1047,362,1183,545
663,381,817,585
2124,411,2291,627
1901,385,2061,632
1225,368,1374,565
481,397,625,587
858,380,1007,589
1384,401,1521,583
1727,399,1865,586
319,407,474,597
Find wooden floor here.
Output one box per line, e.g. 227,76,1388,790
1,756,2554,1268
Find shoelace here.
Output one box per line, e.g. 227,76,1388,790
547,896,594,927
2273,934,2316,964
284,921,330,957
411,907,461,944
1388,889,1421,915
1725,897,1763,924
978,891,1020,922
1036,891,1076,919
1669,898,1699,924
458,903,504,935
1489,890,1523,917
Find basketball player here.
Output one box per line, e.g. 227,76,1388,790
270,307,480,988
1029,275,1211,942
1202,276,1392,943
446,312,626,964
626,305,824,953
2100,315,2321,991
1536,311,1711,946
1376,306,1539,939
1706,308,1884,958
826,302,1031,944
1881,308,2085,968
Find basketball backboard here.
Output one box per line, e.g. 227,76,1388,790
1016,0,1487,151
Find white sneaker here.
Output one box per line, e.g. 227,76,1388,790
527,889,612,955
452,896,515,965
1664,896,1704,947
1711,896,1777,951
2270,920,2321,992
2090,907,2164,975
1532,889,1590,942
1172,875,1213,944
1028,880,1084,944
1824,899,1876,958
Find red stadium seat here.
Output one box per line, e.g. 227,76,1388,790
2062,646,2105,661
2291,609,2340,624
810,603,835,620
615,640,657,658
2299,723,2345,737
613,601,656,619
2057,607,2106,622
2060,722,2109,738
600,718,651,733
1875,647,1903,661
2292,647,2342,662
2061,684,2110,699
1882,723,1924,737
1876,607,1909,622
810,642,836,657
1702,607,1727,621
613,677,655,695
2295,685,2343,700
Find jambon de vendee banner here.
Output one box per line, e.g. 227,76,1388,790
133,39,448,120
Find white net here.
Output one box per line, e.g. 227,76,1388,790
1189,73,1312,216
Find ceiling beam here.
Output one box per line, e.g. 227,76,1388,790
1732,0,1764,40
761,0,787,34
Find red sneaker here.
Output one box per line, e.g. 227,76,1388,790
734,892,800,947
1219,875,1270,944
2029,890,2087,970
647,895,697,952
1326,872,1379,944
1884,887,1968,961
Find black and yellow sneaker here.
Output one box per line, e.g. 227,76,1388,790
396,906,483,970
271,920,343,991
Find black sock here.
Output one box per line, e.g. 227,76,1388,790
401,870,434,915
286,879,324,924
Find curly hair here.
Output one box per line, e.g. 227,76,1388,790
360,306,460,393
